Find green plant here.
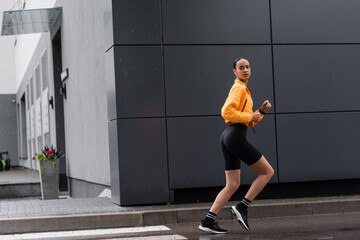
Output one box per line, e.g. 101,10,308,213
1,159,5,168
33,146,64,173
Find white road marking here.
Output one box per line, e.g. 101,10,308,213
104,235,187,240
0,225,171,240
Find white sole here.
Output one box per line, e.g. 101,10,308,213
231,206,250,231
198,225,227,234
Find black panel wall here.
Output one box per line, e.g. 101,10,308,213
164,45,274,117
274,45,360,113
271,0,360,183
271,0,360,43
109,0,161,45
162,0,271,44
113,46,165,118
105,0,168,206
162,0,277,190
106,0,360,205
164,45,276,188
277,113,360,182
117,118,168,205
167,116,225,189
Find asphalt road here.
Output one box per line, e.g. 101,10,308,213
1,212,359,240
173,212,360,240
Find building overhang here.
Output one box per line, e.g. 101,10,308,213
1,7,62,37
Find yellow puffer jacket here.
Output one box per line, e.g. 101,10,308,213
221,79,263,127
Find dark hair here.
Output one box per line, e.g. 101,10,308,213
233,57,243,69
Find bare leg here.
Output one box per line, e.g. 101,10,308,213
244,156,274,201
209,169,240,214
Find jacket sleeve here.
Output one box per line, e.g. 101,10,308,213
221,86,252,123
248,109,264,127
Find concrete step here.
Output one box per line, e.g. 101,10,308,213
0,182,41,199
0,167,41,199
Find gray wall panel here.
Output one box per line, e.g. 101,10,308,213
243,115,278,184
277,112,360,182
163,0,270,44
274,45,360,113
111,0,161,45
167,116,225,189
165,45,274,116
114,46,165,118
69,178,109,198
271,0,360,43
108,120,120,205
105,47,117,120
117,118,169,205
167,115,277,188
0,95,18,166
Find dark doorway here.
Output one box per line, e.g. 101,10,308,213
20,94,27,161
52,29,68,192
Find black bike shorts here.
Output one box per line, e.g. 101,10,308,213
220,123,262,170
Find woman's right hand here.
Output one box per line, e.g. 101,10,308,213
252,112,261,122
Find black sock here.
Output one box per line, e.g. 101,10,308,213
237,198,251,212
204,211,217,223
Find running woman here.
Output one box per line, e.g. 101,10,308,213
199,57,274,234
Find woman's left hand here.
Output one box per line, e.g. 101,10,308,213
260,100,272,113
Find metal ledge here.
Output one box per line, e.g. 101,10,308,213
1,7,62,36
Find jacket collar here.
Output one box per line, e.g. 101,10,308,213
235,79,251,94
235,79,247,87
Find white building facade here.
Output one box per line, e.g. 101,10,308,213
1,0,111,196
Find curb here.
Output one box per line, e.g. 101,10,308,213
1,197,360,234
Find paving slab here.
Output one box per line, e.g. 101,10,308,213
0,168,39,184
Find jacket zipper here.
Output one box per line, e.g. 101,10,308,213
241,98,256,134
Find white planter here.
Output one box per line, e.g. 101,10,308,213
39,160,59,200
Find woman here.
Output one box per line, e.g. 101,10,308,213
199,57,274,234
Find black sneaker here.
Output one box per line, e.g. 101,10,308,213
231,205,250,231
198,220,228,234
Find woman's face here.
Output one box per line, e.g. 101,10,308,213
233,58,251,81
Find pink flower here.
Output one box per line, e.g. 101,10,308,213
46,150,53,156
33,156,35,160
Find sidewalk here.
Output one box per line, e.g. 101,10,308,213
1,195,360,234
1,169,360,234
